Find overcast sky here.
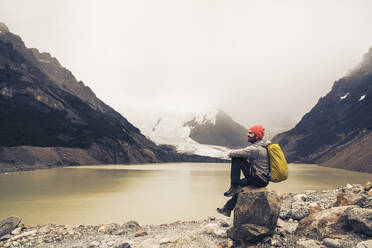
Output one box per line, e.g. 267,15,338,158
1,0,372,129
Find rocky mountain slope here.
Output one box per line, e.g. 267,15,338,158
0,23,221,173
273,47,372,173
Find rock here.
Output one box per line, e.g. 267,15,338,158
277,219,298,234
205,223,219,234
38,225,51,234
98,224,113,233
347,207,372,236
296,206,353,238
88,240,100,248
227,240,234,248
346,184,353,190
322,238,342,248
334,192,364,207
294,194,307,202
10,227,22,235
213,229,226,237
169,233,217,248
0,216,22,237
160,238,173,245
134,230,148,237
291,202,309,220
227,186,281,244
365,182,372,191
296,238,324,248
356,240,372,248
369,189,372,197
115,242,131,248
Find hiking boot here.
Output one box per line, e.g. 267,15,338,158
223,184,243,197
216,207,231,217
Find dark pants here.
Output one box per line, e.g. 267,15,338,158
224,158,268,211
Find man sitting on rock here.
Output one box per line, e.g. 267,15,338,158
217,125,271,217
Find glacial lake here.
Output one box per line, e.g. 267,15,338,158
0,163,371,225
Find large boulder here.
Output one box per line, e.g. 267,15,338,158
227,186,281,244
0,215,21,237
347,207,372,236
296,206,353,238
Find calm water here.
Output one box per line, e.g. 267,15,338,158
0,163,371,225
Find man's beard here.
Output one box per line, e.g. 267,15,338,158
248,136,258,143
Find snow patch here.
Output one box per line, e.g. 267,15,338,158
359,94,366,101
0,30,2,34
340,92,349,100
194,109,218,125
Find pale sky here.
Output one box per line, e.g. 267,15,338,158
1,0,372,129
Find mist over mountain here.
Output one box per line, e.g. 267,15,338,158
273,46,372,173
0,22,221,172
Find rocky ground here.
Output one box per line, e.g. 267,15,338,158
1,182,371,248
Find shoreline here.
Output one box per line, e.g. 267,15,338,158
1,183,371,248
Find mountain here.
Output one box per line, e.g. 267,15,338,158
183,109,248,148
121,108,249,158
0,22,222,173
273,46,372,173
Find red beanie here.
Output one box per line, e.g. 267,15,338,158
249,125,265,140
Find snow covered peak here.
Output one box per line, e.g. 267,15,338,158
359,94,366,101
192,109,219,125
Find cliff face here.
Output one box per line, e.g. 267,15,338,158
184,110,248,148
0,24,222,172
273,47,372,173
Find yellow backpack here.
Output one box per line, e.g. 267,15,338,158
267,144,288,182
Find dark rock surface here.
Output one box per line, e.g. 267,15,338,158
227,186,281,244
347,208,372,236
0,216,21,237
272,47,372,173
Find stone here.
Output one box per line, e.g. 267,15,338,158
169,233,218,248
160,238,173,245
88,241,100,248
296,238,324,248
291,202,310,220
10,227,22,235
322,238,342,248
277,219,298,234
98,224,113,233
296,206,353,238
294,194,307,202
227,186,281,244
334,192,364,207
356,240,372,248
347,207,372,236
365,182,372,191
205,223,219,234
115,242,131,248
0,216,22,237
134,230,148,237
214,229,226,237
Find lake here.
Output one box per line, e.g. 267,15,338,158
0,163,370,225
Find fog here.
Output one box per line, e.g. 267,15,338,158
1,0,372,130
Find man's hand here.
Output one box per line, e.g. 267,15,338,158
227,151,232,158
